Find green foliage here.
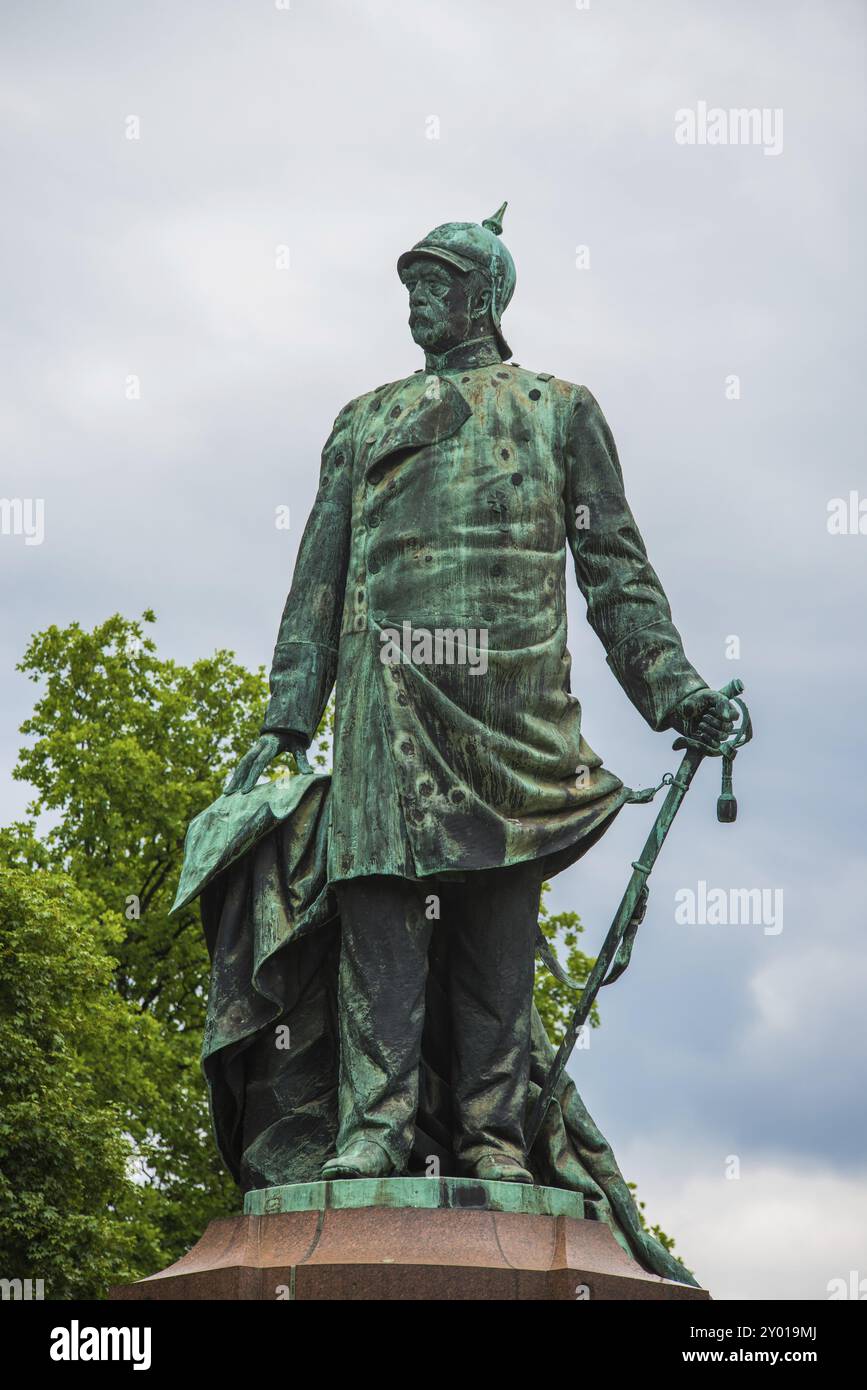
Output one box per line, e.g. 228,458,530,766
533,882,600,1042
0,609,679,1290
0,866,138,1297
0,612,312,1290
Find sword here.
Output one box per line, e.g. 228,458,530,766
524,678,752,1153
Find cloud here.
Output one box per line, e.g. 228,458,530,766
619,1140,867,1300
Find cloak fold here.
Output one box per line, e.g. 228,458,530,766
174,774,697,1287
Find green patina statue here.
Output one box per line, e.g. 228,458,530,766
174,204,737,1285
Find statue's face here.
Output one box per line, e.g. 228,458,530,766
400,258,489,353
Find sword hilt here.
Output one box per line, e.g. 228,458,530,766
671,679,752,824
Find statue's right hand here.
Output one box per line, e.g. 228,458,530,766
224,732,297,796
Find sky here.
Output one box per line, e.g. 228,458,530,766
1,0,865,1300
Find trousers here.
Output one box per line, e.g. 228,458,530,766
333,860,543,1172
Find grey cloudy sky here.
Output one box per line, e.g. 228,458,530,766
1,0,865,1299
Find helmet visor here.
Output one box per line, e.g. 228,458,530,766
397,245,476,278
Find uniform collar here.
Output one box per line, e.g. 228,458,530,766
424,336,504,374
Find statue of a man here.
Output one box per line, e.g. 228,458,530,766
223,204,736,1186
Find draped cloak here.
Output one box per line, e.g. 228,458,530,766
174,775,698,1287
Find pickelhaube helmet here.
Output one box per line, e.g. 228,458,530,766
396,202,516,360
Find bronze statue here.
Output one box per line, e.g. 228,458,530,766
174,204,739,1284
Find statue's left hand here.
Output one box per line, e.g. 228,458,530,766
223,732,312,796
670,688,738,753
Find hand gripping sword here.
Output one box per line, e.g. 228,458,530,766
524,678,753,1153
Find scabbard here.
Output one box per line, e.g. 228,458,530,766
525,745,705,1150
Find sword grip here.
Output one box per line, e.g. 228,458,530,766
717,754,737,822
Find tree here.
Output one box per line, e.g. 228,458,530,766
533,882,600,1041
0,612,285,1284
0,867,138,1298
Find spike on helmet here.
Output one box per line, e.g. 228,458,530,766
397,202,516,360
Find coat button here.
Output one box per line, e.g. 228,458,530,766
390,404,402,419
529,388,541,400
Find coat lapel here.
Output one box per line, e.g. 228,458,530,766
365,376,471,476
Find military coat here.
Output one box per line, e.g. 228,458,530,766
262,350,705,883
